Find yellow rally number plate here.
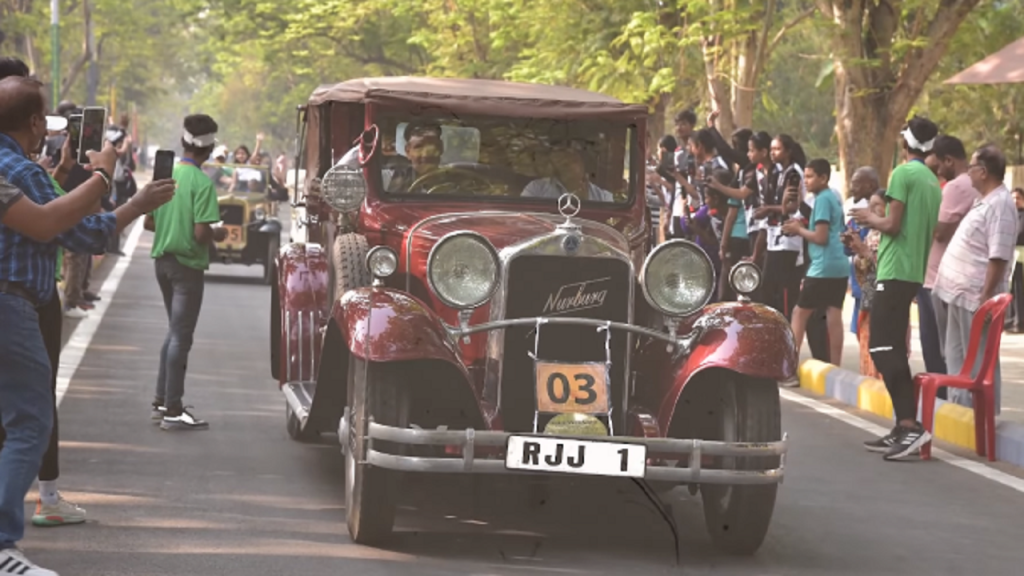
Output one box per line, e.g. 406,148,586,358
535,361,610,414
220,225,243,245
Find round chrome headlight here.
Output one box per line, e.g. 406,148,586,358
253,207,266,220
641,240,716,317
427,233,499,309
321,166,367,212
729,261,761,296
366,246,398,278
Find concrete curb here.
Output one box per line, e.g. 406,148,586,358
798,359,1024,467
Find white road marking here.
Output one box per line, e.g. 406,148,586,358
56,219,145,407
780,388,1024,494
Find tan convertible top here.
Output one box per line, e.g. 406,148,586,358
308,76,649,121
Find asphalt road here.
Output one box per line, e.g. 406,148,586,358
23,225,1024,576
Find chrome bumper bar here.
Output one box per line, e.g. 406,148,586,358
445,316,699,352
346,418,787,485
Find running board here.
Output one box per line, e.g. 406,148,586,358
283,381,316,430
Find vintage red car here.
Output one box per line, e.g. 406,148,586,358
271,77,797,555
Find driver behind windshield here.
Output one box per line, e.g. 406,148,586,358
521,140,613,201
386,122,444,194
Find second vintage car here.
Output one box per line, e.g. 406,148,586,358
271,77,798,555
203,161,283,284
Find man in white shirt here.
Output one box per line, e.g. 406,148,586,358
933,144,1019,414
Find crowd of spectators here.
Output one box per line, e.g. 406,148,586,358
646,110,1022,462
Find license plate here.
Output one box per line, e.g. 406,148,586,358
220,225,243,245
505,435,647,478
535,361,609,414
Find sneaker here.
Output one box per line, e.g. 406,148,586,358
864,425,903,453
83,291,101,302
32,493,86,527
883,424,932,461
0,548,59,575
151,404,167,422
63,307,87,319
779,376,801,388
160,407,209,431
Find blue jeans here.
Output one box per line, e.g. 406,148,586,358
154,256,206,412
0,294,54,549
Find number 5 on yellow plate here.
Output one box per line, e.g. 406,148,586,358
534,361,610,414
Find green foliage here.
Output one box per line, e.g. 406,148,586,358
3,0,1007,169
917,1,1024,161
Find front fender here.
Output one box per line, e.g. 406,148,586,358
642,302,797,428
259,219,282,234
275,242,330,384
336,287,467,373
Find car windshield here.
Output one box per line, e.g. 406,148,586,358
359,113,637,204
203,162,271,194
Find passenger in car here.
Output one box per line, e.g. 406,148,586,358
521,141,613,202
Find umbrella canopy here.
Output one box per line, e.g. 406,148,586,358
945,37,1024,85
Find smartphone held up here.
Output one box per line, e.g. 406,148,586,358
153,150,175,181
76,107,107,165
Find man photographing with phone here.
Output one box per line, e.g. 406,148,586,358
0,74,175,575
145,114,228,431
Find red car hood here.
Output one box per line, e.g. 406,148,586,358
407,211,630,256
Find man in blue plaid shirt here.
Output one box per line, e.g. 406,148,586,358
0,75,174,575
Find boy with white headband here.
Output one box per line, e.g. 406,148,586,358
145,114,227,430
851,116,942,460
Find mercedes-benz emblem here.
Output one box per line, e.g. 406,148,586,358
557,193,582,219
563,234,581,253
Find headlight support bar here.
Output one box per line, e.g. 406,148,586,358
447,316,700,354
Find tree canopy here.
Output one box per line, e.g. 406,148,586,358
2,0,1020,185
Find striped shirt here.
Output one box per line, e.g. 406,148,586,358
934,184,1019,312
0,133,117,304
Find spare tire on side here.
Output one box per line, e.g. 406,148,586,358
330,233,372,307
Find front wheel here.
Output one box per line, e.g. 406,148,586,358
263,234,280,286
344,357,408,545
699,374,781,555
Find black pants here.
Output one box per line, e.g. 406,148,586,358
869,279,920,423
1008,261,1023,330
806,307,830,362
762,250,801,319
0,289,62,480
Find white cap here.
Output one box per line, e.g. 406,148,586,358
901,127,935,153
46,116,68,131
183,129,217,148
212,144,229,159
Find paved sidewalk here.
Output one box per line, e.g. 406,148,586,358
800,294,1024,425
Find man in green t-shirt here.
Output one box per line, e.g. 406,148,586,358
851,116,942,461
145,114,227,431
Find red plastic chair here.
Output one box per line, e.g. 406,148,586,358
914,293,1013,461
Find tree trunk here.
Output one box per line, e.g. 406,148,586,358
820,0,984,195
650,92,672,144
84,0,98,105
731,32,759,131
833,61,896,196
21,34,37,73
703,37,736,136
